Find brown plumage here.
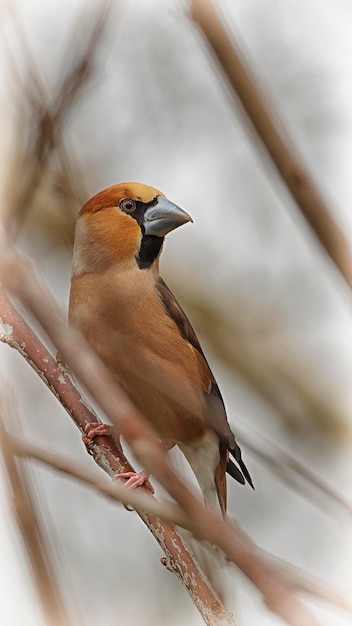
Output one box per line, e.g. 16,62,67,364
69,182,253,515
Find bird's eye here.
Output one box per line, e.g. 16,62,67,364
120,198,136,213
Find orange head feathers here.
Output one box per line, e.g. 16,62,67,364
79,182,166,215
72,182,192,275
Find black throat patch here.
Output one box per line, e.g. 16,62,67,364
136,235,163,269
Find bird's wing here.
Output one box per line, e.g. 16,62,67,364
156,277,229,427
155,277,253,493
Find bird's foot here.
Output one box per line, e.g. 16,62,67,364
83,424,154,493
82,422,114,446
115,470,154,494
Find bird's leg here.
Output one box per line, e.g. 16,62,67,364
115,470,155,494
120,441,173,494
82,421,114,446
82,422,114,452
83,423,154,493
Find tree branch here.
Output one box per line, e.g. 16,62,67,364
190,0,352,291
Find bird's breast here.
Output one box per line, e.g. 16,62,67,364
69,268,207,444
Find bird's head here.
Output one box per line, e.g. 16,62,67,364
72,182,192,276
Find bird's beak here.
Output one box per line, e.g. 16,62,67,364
144,196,193,237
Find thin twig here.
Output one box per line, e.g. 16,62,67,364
9,433,190,528
191,0,352,291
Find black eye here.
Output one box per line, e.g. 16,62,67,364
120,198,136,213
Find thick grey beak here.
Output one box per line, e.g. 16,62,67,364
144,196,193,237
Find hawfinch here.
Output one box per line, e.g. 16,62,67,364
69,182,253,515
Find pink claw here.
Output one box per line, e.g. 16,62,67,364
82,422,113,446
115,470,155,494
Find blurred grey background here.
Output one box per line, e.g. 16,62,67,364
0,0,351,624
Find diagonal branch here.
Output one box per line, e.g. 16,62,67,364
8,433,189,530
191,0,352,291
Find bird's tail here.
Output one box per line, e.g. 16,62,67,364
227,441,254,489
214,443,228,515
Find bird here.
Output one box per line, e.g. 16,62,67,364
69,182,253,515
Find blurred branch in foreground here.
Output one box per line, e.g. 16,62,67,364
0,231,349,626
191,0,352,291
2,1,112,239
0,410,69,626
6,432,352,614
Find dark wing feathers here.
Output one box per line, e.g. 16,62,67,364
156,278,205,356
155,277,253,489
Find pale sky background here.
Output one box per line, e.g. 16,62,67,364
0,1,352,625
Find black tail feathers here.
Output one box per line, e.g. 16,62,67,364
227,443,254,489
